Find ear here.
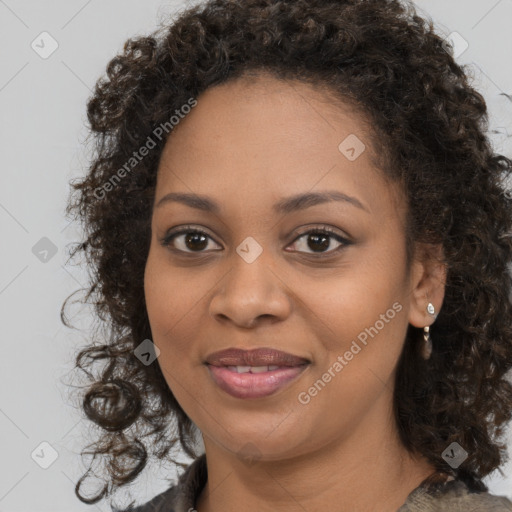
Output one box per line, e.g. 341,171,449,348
408,243,447,328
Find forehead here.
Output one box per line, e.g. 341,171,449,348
155,72,402,218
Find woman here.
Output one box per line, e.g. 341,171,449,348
63,0,512,510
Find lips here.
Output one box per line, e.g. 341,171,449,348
204,347,310,367
204,347,310,399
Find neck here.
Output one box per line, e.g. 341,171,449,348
195,403,436,511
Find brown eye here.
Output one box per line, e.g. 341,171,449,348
288,227,352,256
162,228,221,253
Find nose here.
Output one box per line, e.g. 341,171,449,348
209,250,292,329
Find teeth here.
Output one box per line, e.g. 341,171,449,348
226,365,282,373
231,365,251,373
250,366,270,373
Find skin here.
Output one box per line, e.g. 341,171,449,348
143,72,447,512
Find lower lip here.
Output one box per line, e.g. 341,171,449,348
206,364,309,399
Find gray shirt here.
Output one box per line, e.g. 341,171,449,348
119,454,512,511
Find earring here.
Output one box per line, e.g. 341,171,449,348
422,303,435,360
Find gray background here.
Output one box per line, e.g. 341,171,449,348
0,0,511,510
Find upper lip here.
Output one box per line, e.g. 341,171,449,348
205,347,310,367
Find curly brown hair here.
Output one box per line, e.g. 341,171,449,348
62,0,512,506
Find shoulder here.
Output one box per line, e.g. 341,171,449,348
399,479,512,512
115,485,180,512
112,454,207,512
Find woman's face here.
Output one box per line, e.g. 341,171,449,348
144,73,434,461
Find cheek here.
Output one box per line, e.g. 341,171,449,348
144,254,210,409
296,282,408,432
300,263,407,350
143,252,206,356
295,260,410,413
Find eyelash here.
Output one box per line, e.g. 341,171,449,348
160,224,352,258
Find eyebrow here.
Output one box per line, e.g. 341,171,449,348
155,190,369,214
